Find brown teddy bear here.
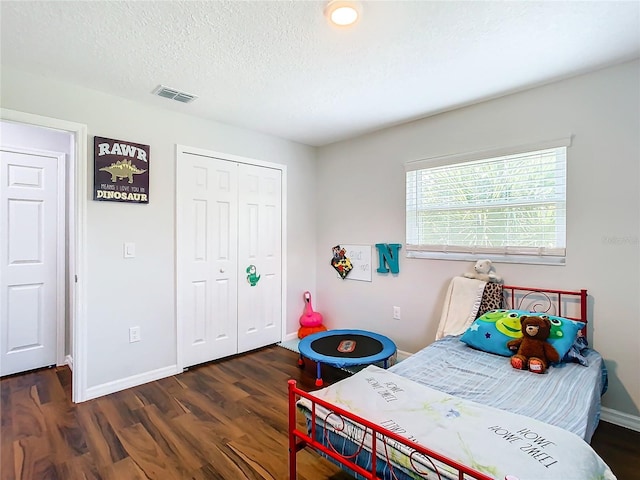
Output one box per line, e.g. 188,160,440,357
507,315,559,374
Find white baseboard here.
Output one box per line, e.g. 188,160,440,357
600,407,640,432
84,365,181,401
397,349,412,362
65,355,74,371
282,332,299,342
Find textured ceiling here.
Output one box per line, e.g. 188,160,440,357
1,1,639,146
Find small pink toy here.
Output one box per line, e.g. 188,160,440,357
298,291,326,339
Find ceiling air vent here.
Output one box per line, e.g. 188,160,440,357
152,85,197,103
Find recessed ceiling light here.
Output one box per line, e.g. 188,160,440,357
324,0,361,27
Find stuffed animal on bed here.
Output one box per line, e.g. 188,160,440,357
462,259,503,283
507,315,560,374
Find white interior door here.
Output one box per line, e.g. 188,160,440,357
179,155,239,368
237,163,282,353
1,147,64,376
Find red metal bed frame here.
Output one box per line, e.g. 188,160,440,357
501,285,588,338
288,378,494,480
287,285,588,480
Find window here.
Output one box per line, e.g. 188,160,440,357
405,138,570,265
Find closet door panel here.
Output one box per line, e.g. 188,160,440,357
237,163,282,353
180,156,238,367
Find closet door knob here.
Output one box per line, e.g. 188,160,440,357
220,268,225,273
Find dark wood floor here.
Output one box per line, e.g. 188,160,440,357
590,417,640,480
1,345,639,480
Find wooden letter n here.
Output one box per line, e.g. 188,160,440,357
375,243,402,274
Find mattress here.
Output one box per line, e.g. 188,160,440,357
299,365,614,480
389,335,606,442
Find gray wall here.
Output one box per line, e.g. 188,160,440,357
315,60,640,418
2,60,638,421
1,66,317,389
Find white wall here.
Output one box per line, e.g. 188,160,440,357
316,60,640,419
2,61,638,421
1,67,317,390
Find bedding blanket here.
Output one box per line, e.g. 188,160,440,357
389,336,605,441
436,277,485,340
298,366,615,480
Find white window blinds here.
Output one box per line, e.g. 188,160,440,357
405,139,570,264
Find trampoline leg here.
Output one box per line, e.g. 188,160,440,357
315,362,323,387
384,358,388,369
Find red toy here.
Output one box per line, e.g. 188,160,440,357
297,291,326,339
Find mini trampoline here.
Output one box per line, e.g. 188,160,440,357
298,329,397,386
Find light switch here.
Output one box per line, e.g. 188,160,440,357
124,242,135,258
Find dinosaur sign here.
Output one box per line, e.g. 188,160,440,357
94,136,150,203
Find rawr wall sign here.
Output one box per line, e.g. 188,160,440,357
94,136,150,203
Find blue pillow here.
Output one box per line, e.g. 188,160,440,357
460,309,585,361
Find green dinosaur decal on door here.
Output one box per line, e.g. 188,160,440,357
246,265,261,286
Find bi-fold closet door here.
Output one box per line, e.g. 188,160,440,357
177,149,282,369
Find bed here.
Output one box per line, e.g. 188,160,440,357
288,284,615,480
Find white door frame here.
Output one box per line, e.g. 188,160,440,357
175,144,287,371
1,108,88,403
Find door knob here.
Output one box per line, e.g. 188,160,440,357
220,268,225,273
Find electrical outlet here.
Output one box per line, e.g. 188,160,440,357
393,306,401,320
129,326,141,343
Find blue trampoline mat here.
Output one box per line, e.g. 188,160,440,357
298,329,396,369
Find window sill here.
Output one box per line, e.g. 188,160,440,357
406,251,565,266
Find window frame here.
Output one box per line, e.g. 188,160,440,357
405,137,571,266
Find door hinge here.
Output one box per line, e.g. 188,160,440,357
75,275,78,283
